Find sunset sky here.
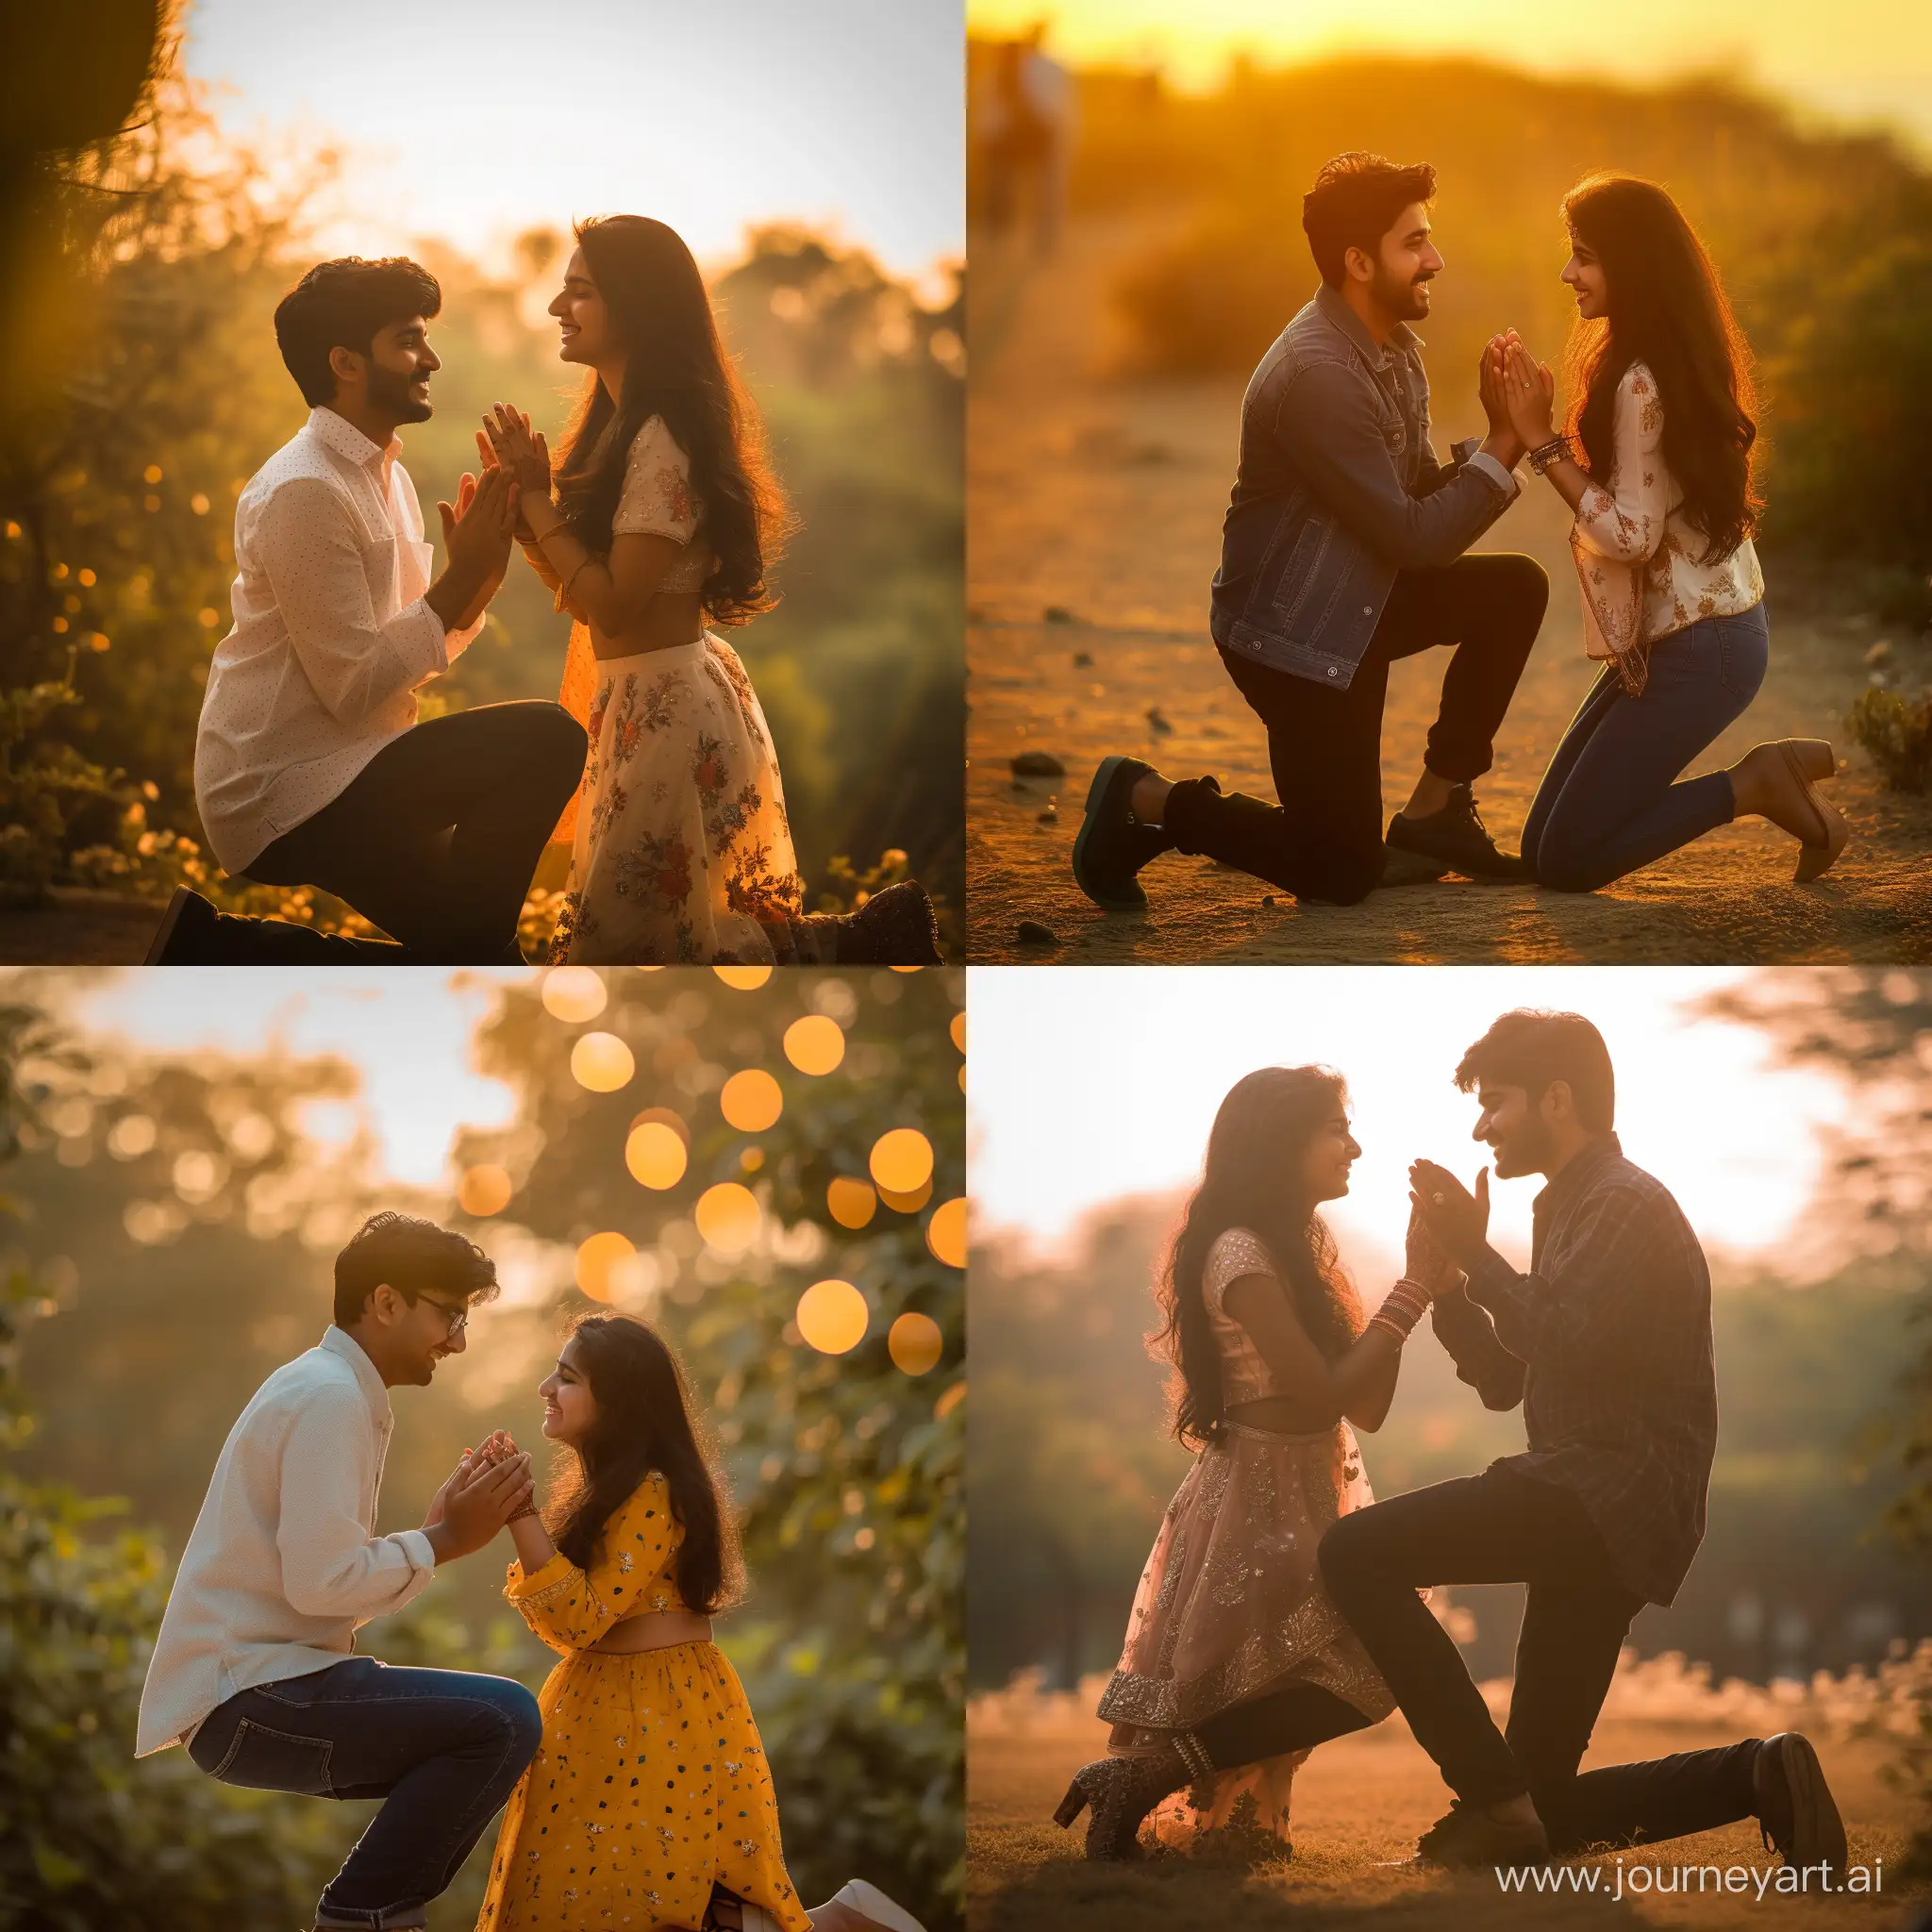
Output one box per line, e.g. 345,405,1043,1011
969,0,1932,151
184,0,964,285
968,967,1853,1284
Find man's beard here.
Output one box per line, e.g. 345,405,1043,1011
1491,1118,1557,1178
369,362,432,424
1372,263,1432,323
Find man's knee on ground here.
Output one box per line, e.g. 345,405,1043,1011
1528,818,1613,895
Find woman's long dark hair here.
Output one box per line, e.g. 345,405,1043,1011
553,215,789,625
1560,174,1760,566
1150,1067,1365,1450
542,1311,742,1614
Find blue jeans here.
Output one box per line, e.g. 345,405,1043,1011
1521,604,1770,892
188,1657,541,1929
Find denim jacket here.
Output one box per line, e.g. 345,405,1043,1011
1208,284,1519,690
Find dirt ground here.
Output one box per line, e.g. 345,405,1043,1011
966,215,1932,964
970,1712,1915,1931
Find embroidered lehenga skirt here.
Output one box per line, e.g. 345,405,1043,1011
1097,1421,1394,1847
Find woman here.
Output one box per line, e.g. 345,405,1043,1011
1500,173,1847,891
1054,1067,1455,1862
473,1314,924,1932
481,215,940,965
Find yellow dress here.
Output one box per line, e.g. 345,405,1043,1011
475,1474,809,1932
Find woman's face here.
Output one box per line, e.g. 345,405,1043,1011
1562,230,1609,321
548,247,616,366
1299,1101,1361,1204
538,1338,598,1448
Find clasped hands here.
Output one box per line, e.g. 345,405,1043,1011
420,1429,536,1563
1477,330,1561,466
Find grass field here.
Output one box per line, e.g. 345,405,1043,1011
968,1670,1922,1931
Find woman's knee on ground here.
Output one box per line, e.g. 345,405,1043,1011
1530,812,1620,894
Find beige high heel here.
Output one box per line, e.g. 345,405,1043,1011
1776,741,1848,883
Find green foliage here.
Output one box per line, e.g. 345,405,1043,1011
1846,686,1932,792
1062,54,1932,593
4,60,963,938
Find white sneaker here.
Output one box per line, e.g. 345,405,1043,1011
824,1878,928,1932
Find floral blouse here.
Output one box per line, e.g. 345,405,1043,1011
505,1472,686,1653
1569,361,1762,691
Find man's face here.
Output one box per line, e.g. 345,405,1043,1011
1361,201,1442,322
1473,1079,1557,1179
351,315,441,425
390,1286,470,1386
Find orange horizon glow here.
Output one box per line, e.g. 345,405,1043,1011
969,0,1932,152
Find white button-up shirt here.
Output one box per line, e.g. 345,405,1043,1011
193,408,483,875
135,1325,437,1757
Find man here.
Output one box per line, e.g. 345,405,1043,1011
1074,153,1549,912
1317,1010,1846,1871
149,256,589,963
136,1212,542,1932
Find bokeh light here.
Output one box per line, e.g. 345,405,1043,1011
542,967,608,1023
625,1121,688,1191
827,1175,878,1228
571,1031,635,1092
869,1127,933,1193
797,1278,869,1355
889,1311,943,1375
783,1015,845,1075
575,1230,636,1302
714,965,773,991
879,1177,935,1214
458,1163,513,1217
925,1195,966,1268
695,1181,761,1253
720,1068,783,1133
950,1009,966,1053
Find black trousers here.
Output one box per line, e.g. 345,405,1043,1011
1193,1680,1373,1773
1314,1463,1759,1853
226,702,587,964
1167,552,1548,906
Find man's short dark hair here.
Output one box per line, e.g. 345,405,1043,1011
1302,153,1439,290
1454,1010,1616,1135
333,1211,498,1329
274,257,442,408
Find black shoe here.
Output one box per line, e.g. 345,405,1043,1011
1753,1732,1846,1870
1052,1748,1189,1861
1073,756,1175,910
1414,1798,1548,1869
837,880,943,965
143,886,218,964
1387,784,1528,881
1378,843,1450,888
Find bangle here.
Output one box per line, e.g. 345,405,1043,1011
1528,436,1571,475
1372,1278,1432,1341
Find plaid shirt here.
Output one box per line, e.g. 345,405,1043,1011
1428,1135,1717,1607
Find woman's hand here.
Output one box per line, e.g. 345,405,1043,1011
482,404,553,503
1503,340,1557,449
1404,1202,1460,1294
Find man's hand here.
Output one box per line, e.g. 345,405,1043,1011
1478,331,1526,471
427,464,518,631
424,1450,533,1565
1409,1158,1491,1269
423,1447,478,1530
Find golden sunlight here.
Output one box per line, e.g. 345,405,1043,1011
797,1278,871,1356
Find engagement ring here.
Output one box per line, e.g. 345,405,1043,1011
1432,1192,1445,1205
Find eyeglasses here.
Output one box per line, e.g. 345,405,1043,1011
422,1298,469,1340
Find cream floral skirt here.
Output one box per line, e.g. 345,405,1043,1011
1098,1421,1394,1849
549,633,808,964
